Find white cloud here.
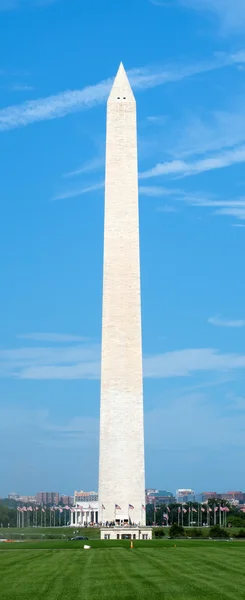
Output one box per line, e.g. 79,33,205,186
144,348,245,378
165,191,245,222
208,316,245,328
139,185,179,197
173,108,245,160
0,0,59,9
17,333,89,343
64,157,104,178
11,84,35,91
0,52,244,131
1,342,245,380
215,208,245,220
140,146,245,180
181,0,245,32
52,182,104,201
156,205,178,213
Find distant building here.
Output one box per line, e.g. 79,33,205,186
146,490,175,506
201,492,219,502
36,492,59,505
18,495,37,504
221,491,244,503
74,490,98,503
60,495,73,506
8,492,19,500
176,489,195,503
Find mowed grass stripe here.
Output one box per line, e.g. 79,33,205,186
2,546,245,599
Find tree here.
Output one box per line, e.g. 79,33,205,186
0,505,16,528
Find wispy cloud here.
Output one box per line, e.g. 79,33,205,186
52,181,104,201
208,316,245,328
64,157,104,178
172,107,245,160
0,0,59,9
180,0,245,32
140,146,245,180
1,342,245,379
139,185,179,197
160,191,245,222
215,208,245,220
150,0,245,32
17,333,89,343
10,84,34,92
0,52,244,131
156,205,178,213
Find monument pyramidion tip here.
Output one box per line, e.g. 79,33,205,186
108,62,135,103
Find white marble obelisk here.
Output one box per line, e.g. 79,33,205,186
98,63,145,526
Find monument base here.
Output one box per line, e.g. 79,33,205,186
100,526,152,540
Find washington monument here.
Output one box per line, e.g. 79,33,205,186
98,63,145,526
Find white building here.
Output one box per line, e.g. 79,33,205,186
176,489,195,503
70,501,99,527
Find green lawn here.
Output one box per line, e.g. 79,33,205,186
1,540,245,599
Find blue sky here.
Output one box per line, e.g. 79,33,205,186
1,0,245,498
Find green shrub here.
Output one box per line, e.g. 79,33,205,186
188,528,203,538
234,529,245,538
169,524,185,538
209,525,229,538
154,528,165,538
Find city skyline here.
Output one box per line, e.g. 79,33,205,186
1,0,245,495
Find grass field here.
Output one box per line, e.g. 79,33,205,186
1,540,245,599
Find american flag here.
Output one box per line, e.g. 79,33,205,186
178,507,181,513
59,508,63,513
163,513,168,519
65,505,70,510
201,508,205,512
214,507,219,512
208,508,212,512
192,508,197,513
115,504,121,510
42,508,45,513
183,508,187,513
167,507,170,512
129,504,134,510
